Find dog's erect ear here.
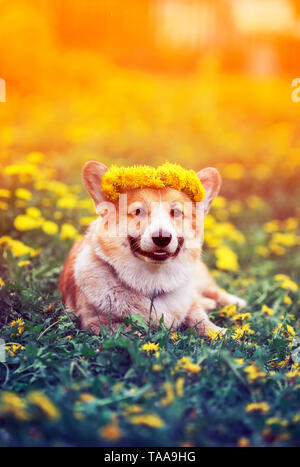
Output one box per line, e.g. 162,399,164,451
197,167,221,214
82,161,108,208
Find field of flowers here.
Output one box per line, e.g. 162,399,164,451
0,57,300,446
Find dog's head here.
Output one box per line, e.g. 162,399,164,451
82,161,221,292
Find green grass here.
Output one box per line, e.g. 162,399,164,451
0,181,299,447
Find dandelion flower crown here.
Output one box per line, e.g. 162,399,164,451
101,162,206,202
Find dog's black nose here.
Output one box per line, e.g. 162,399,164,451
152,229,172,247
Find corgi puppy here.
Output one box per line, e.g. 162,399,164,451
59,161,246,336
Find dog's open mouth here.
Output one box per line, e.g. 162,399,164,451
128,236,183,263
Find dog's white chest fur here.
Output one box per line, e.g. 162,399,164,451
74,242,196,328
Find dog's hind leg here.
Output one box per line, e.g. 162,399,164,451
196,261,247,310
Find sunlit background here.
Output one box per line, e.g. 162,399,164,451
0,0,300,216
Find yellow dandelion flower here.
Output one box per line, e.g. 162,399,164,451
232,328,244,340
234,358,245,365
175,377,185,397
5,344,25,357
245,402,270,414
0,236,40,258
293,412,300,423
215,246,239,272
232,325,249,340
141,342,159,354
283,295,292,305
207,328,224,341
274,274,298,292
286,324,295,336
78,198,95,211
57,195,78,210
256,246,270,257
130,413,165,428
10,318,25,327
285,367,300,379
27,391,60,421
277,356,290,368
5,163,38,178
176,356,201,374
241,323,254,335
170,332,179,341
266,417,288,426
220,304,237,318
0,201,8,210
283,217,298,231
60,223,78,240
44,303,54,312
0,188,11,198
233,312,251,322
263,220,280,233
15,188,32,201
160,381,175,407
244,363,266,382
212,196,227,209
123,404,142,415
0,277,5,287
269,242,285,256
14,215,43,231
262,305,275,316
153,364,162,372
41,220,59,235
272,232,299,248
26,207,42,218
0,391,29,421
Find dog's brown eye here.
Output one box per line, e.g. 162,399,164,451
170,208,182,218
133,208,146,217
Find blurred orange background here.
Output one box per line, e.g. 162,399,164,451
0,0,300,213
